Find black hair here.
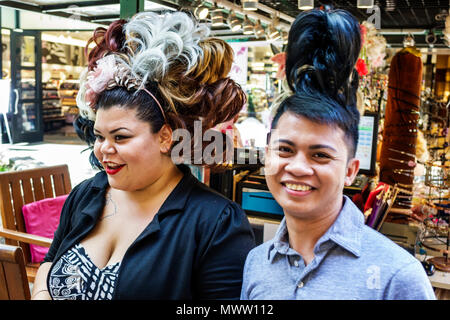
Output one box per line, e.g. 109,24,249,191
74,85,166,170
271,8,362,158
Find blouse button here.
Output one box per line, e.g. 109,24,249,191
297,281,304,289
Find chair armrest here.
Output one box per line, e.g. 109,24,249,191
0,227,52,247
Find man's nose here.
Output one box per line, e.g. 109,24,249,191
284,153,314,176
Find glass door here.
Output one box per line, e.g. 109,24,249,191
10,30,42,143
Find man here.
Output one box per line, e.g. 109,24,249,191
240,8,435,300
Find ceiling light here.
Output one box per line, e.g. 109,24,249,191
211,7,225,27
243,15,254,35
298,0,314,10
268,25,281,41
386,0,395,12
357,0,374,9
435,10,448,22
253,20,265,38
425,30,436,46
227,10,242,32
242,0,258,11
403,33,415,47
194,1,209,20
281,30,288,44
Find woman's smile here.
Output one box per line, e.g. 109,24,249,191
104,162,126,175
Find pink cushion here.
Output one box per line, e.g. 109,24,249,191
22,194,68,263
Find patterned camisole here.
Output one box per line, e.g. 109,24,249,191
48,243,121,300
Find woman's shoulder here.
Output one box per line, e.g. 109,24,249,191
67,171,107,201
75,170,106,189
188,178,241,212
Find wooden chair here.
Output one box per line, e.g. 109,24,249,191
0,244,31,300
0,165,72,283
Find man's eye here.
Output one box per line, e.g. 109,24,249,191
313,152,332,159
278,146,292,153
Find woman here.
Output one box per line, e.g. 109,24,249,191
241,8,435,300
32,11,255,300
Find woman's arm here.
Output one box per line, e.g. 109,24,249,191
194,202,256,299
31,262,52,300
33,181,87,300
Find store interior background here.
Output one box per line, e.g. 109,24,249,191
0,0,449,297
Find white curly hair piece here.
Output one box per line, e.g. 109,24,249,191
76,11,210,120
76,68,97,121
123,11,210,89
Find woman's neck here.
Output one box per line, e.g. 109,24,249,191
112,164,183,211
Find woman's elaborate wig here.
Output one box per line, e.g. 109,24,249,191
75,11,246,169
271,8,362,158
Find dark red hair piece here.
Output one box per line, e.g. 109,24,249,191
85,19,127,71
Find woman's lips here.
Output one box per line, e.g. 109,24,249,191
104,164,125,175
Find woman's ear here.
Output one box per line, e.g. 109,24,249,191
158,124,173,154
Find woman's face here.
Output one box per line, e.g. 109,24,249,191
93,105,171,192
265,112,359,220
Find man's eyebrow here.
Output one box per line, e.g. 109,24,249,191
309,144,338,152
272,139,295,147
272,140,338,153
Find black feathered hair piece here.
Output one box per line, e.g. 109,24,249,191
285,9,361,107
271,8,362,158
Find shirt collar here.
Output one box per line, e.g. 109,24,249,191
156,164,197,216
323,195,364,257
267,217,290,262
267,195,364,262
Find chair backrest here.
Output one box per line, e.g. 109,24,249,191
0,244,31,300
0,165,72,264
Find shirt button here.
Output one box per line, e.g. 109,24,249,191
294,260,299,267
297,281,304,289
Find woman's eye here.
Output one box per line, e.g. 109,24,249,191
94,135,104,141
114,135,129,141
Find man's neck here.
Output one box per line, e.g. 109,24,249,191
284,200,343,265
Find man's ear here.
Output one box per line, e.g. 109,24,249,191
344,158,360,186
159,124,173,154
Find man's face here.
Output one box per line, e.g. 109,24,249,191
265,112,359,221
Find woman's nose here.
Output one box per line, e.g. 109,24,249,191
100,139,116,154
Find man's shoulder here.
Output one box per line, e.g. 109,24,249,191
246,240,274,265
360,224,418,267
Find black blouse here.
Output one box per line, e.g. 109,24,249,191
43,165,256,300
